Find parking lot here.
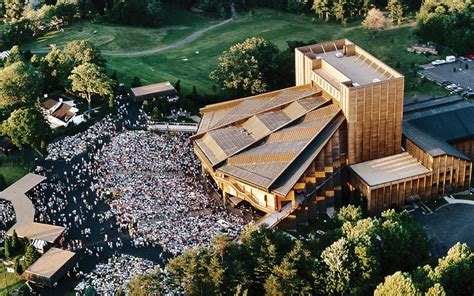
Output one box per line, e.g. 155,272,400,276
414,203,474,257
420,60,474,98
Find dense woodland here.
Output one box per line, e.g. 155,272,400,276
127,206,474,295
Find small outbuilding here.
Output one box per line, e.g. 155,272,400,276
130,81,178,102
22,248,76,287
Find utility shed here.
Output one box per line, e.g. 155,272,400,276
350,152,432,212
130,81,177,102
22,248,76,287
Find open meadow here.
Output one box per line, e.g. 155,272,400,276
24,9,448,98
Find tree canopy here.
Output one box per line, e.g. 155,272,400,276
210,37,286,97
159,207,434,295
416,0,473,54
362,8,388,31
0,61,44,106
68,63,115,112
2,106,51,148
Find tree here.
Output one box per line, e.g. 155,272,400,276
332,0,347,24
425,284,446,296
0,61,44,106
109,0,163,27
4,237,11,259
387,0,404,25
24,242,40,267
416,0,473,54
264,241,313,295
320,238,353,295
11,230,19,251
42,41,105,89
128,271,163,296
287,0,309,13
210,37,281,96
335,205,363,225
167,248,218,295
374,272,418,295
2,107,51,149
69,63,115,115
378,210,429,275
432,243,474,295
312,0,333,21
362,8,388,31
4,45,24,66
14,257,22,275
4,0,25,22
62,40,105,68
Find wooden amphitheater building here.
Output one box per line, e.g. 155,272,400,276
192,39,473,218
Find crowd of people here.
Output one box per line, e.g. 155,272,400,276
94,130,245,254
0,200,15,241
10,97,248,293
45,116,117,162
75,254,159,294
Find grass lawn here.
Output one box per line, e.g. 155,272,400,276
0,165,27,186
0,264,24,296
25,8,447,98
453,194,474,201
107,10,448,96
23,4,218,53
424,197,448,212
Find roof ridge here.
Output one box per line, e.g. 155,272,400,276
266,105,341,190
194,88,321,136
211,96,330,168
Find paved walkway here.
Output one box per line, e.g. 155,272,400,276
444,195,474,205
0,173,46,229
31,18,234,57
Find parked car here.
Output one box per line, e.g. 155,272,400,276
446,55,456,63
462,91,474,99
446,84,458,90
431,59,447,66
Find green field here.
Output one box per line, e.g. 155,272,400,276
25,9,447,98
24,5,217,53
0,264,24,296
0,165,27,186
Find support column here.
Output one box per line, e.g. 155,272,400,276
222,191,227,206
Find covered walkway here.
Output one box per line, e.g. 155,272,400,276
0,173,46,229
148,122,198,133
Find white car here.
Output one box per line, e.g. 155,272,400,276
431,59,447,66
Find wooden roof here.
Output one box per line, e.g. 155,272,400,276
219,104,341,193
194,85,330,167
131,81,176,97
8,222,65,244
350,152,431,187
23,248,76,285
193,85,344,196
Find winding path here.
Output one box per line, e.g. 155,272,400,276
31,18,234,58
